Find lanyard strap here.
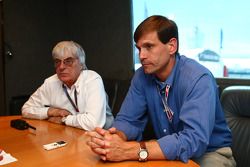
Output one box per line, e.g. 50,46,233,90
62,84,79,112
157,85,174,123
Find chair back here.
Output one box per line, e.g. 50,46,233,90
220,86,250,167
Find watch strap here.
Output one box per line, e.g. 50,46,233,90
140,141,146,149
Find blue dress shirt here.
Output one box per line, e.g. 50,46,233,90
113,54,232,162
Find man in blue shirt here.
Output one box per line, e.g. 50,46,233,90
86,15,236,167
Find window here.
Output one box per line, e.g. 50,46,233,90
132,0,250,79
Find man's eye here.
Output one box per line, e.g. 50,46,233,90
144,44,153,50
54,60,61,65
64,58,73,64
64,60,72,63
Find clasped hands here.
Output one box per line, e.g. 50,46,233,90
86,127,129,162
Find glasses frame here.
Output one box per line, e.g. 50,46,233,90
54,57,78,68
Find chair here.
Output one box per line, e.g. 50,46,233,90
9,95,30,115
220,86,250,167
103,79,119,113
103,79,131,117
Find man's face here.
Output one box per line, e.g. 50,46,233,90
54,51,82,87
136,31,176,80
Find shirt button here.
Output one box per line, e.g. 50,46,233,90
163,129,167,133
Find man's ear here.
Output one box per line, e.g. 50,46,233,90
81,64,87,70
167,38,177,54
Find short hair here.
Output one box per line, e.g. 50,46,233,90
52,41,87,70
134,15,179,53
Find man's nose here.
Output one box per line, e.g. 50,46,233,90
139,49,147,60
58,61,66,69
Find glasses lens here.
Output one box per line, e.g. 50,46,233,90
54,57,76,68
54,59,61,67
63,58,74,66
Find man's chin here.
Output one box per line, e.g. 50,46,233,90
143,69,153,74
142,66,153,73
58,76,70,83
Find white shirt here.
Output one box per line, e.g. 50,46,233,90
22,70,113,131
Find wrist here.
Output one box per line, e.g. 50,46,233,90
47,108,52,117
121,141,140,161
138,141,149,162
47,107,55,117
116,130,127,141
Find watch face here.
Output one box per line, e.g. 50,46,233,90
139,150,148,159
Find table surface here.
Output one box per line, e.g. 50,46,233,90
0,116,199,167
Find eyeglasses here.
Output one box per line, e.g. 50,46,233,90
54,57,78,68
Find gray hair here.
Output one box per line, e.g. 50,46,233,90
52,41,87,70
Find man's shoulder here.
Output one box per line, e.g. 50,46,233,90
132,67,154,89
175,55,215,91
44,74,60,83
40,74,62,90
133,67,148,82
81,70,102,82
134,67,151,79
178,55,212,78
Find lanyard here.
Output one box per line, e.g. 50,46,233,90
62,84,79,112
157,85,174,123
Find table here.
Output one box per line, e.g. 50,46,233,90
0,116,199,167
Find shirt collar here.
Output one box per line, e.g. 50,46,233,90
154,53,180,90
74,72,83,93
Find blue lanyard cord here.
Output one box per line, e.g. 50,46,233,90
62,84,79,112
157,85,174,123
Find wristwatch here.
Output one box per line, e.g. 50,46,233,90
138,141,149,162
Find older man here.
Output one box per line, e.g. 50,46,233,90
22,41,113,130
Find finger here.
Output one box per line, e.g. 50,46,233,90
86,134,105,147
108,127,117,134
95,127,108,136
85,131,95,137
59,110,68,117
60,112,66,117
104,140,111,147
87,141,102,149
91,137,106,147
104,148,110,153
100,155,107,161
47,117,53,122
90,147,105,156
48,108,61,117
85,131,104,139
93,147,107,155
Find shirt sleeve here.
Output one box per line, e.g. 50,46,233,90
22,81,50,120
157,74,217,162
113,72,148,141
65,77,107,131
